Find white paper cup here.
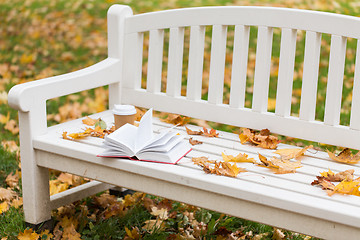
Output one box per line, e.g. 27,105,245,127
113,104,136,129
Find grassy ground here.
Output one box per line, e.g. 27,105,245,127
0,0,358,239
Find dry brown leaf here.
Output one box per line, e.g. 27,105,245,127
274,145,313,160
142,219,166,233
82,116,96,126
11,197,23,209
161,114,190,126
327,148,360,164
273,228,286,240
320,169,354,182
1,140,19,153
5,119,19,134
311,176,336,191
125,227,141,240
193,158,246,178
239,128,278,149
5,171,19,189
189,138,203,146
202,127,219,137
185,126,203,135
150,206,168,220
221,152,256,163
0,187,16,201
57,172,74,185
17,229,39,240
258,154,302,174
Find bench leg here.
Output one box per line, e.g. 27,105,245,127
19,108,52,225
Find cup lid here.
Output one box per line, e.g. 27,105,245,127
113,104,137,115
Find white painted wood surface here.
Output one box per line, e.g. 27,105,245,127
8,5,360,238
32,111,360,239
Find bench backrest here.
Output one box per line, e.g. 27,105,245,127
109,5,360,150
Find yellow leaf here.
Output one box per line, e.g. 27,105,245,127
11,197,23,209
82,116,96,126
0,91,7,105
267,98,276,111
0,112,10,124
150,207,168,220
0,201,9,214
274,145,313,160
49,180,69,195
257,154,302,174
330,180,360,196
222,152,256,163
17,229,39,240
5,119,19,134
57,173,74,185
327,148,360,164
40,230,53,240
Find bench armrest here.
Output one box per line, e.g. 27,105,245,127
8,57,121,112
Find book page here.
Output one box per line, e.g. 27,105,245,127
103,123,137,156
135,108,153,152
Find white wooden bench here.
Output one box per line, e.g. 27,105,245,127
8,5,360,239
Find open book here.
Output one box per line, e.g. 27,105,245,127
98,109,192,164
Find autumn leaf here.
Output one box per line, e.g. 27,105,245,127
5,119,19,134
11,197,23,209
0,201,9,214
274,145,313,160
221,152,256,163
192,156,216,165
39,230,53,240
150,206,169,220
161,113,190,126
0,112,10,124
330,180,360,196
49,179,69,195
193,157,246,178
239,128,278,149
125,226,141,240
57,172,74,185
189,138,203,146
82,116,96,126
311,176,335,191
185,126,203,135
5,171,19,189
1,140,19,153
142,219,166,233
257,154,302,174
17,229,39,240
327,148,360,164
0,187,16,201
202,127,219,137
320,169,354,182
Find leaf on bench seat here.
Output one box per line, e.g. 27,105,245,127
192,157,246,178
273,145,313,160
185,126,203,135
185,126,219,138
327,148,360,164
312,169,360,197
82,116,97,126
189,137,203,146
239,128,278,149
257,154,302,174
221,152,256,163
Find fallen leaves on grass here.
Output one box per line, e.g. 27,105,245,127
239,128,278,149
258,154,302,174
221,152,256,163
0,187,16,201
312,169,360,196
4,119,19,135
0,201,9,214
5,171,19,189
327,148,360,164
192,157,246,178
17,229,39,240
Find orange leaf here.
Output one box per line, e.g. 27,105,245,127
17,229,39,240
5,119,19,134
185,126,203,135
327,148,360,164
82,116,96,126
202,127,219,137
189,138,203,146
161,114,190,126
257,154,302,174
5,172,19,189
221,152,256,163
239,128,278,149
274,145,313,160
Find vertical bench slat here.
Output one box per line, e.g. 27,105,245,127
122,32,144,90
275,28,297,117
187,26,206,101
229,25,250,108
147,29,164,93
324,35,347,126
166,27,185,97
208,25,228,104
350,40,360,130
299,31,321,121
252,26,273,112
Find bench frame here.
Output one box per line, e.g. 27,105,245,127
8,5,360,239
